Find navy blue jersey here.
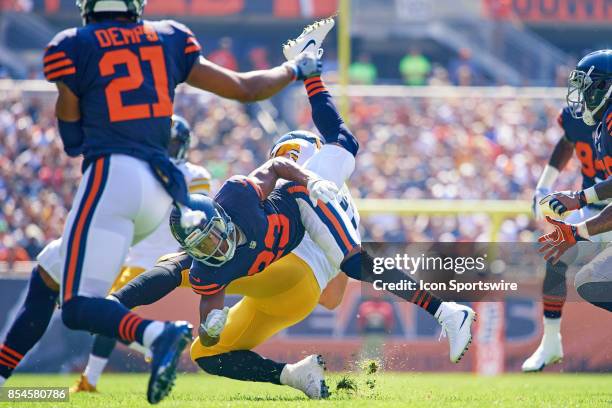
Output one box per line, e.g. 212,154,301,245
189,176,305,296
43,19,201,162
593,105,612,178
558,107,604,188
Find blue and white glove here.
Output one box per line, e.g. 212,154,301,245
285,51,322,80
201,307,229,338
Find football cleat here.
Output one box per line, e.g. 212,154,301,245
435,302,476,363
280,354,330,399
147,321,192,404
522,319,563,372
283,17,335,61
69,374,98,394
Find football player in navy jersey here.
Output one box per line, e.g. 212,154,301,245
538,50,612,313
524,106,612,372
104,65,478,401
32,0,322,403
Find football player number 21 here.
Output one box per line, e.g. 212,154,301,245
99,46,172,122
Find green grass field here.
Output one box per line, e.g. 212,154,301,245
2,372,611,407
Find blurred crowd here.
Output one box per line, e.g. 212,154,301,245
0,88,580,266
2,33,573,87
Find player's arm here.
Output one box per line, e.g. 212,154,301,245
248,157,338,204
44,28,84,157
186,52,319,103
318,272,348,310
532,136,574,219
581,202,612,236
197,289,228,347
54,83,85,158
187,58,293,103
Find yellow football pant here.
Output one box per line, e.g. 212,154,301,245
191,253,320,360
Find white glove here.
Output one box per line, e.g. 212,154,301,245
201,307,229,338
532,187,550,220
284,51,322,80
307,177,339,207
179,204,205,229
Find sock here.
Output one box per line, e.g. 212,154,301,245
83,355,108,386
543,316,561,337
304,76,359,156
128,342,150,357
341,251,442,316
91,335,117,359
111,262,184,309
0,266,58,379
61,296,154,346
196,351,285,384
542,261,567,319
142,321,165,349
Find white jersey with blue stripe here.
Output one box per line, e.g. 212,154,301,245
292,184,360,291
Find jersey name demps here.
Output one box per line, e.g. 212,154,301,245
188,177,305,295
43,19,201,162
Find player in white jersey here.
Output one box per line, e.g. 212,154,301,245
269,131,360,293
109,129,357,399
71,115,211,392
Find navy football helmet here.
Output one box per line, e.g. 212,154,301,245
567,50,612,125
169,195,236,267
168,115,191,163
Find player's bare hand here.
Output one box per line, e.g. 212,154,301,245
307,177,339,207
532,187,550,220
539,190,586,216
537,216,585,264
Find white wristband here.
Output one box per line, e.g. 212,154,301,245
576,222,591,240
536,165,560,191
583,186,599,204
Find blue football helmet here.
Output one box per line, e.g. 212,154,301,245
169,195,236,267
567,49,612,125
168,115,191,163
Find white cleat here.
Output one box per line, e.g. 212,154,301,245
280,354,330,399
522,318,563,372
435,302,476,363
283,17,335,61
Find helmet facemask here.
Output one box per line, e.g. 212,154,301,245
567,66,612,126
182,204,237,267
